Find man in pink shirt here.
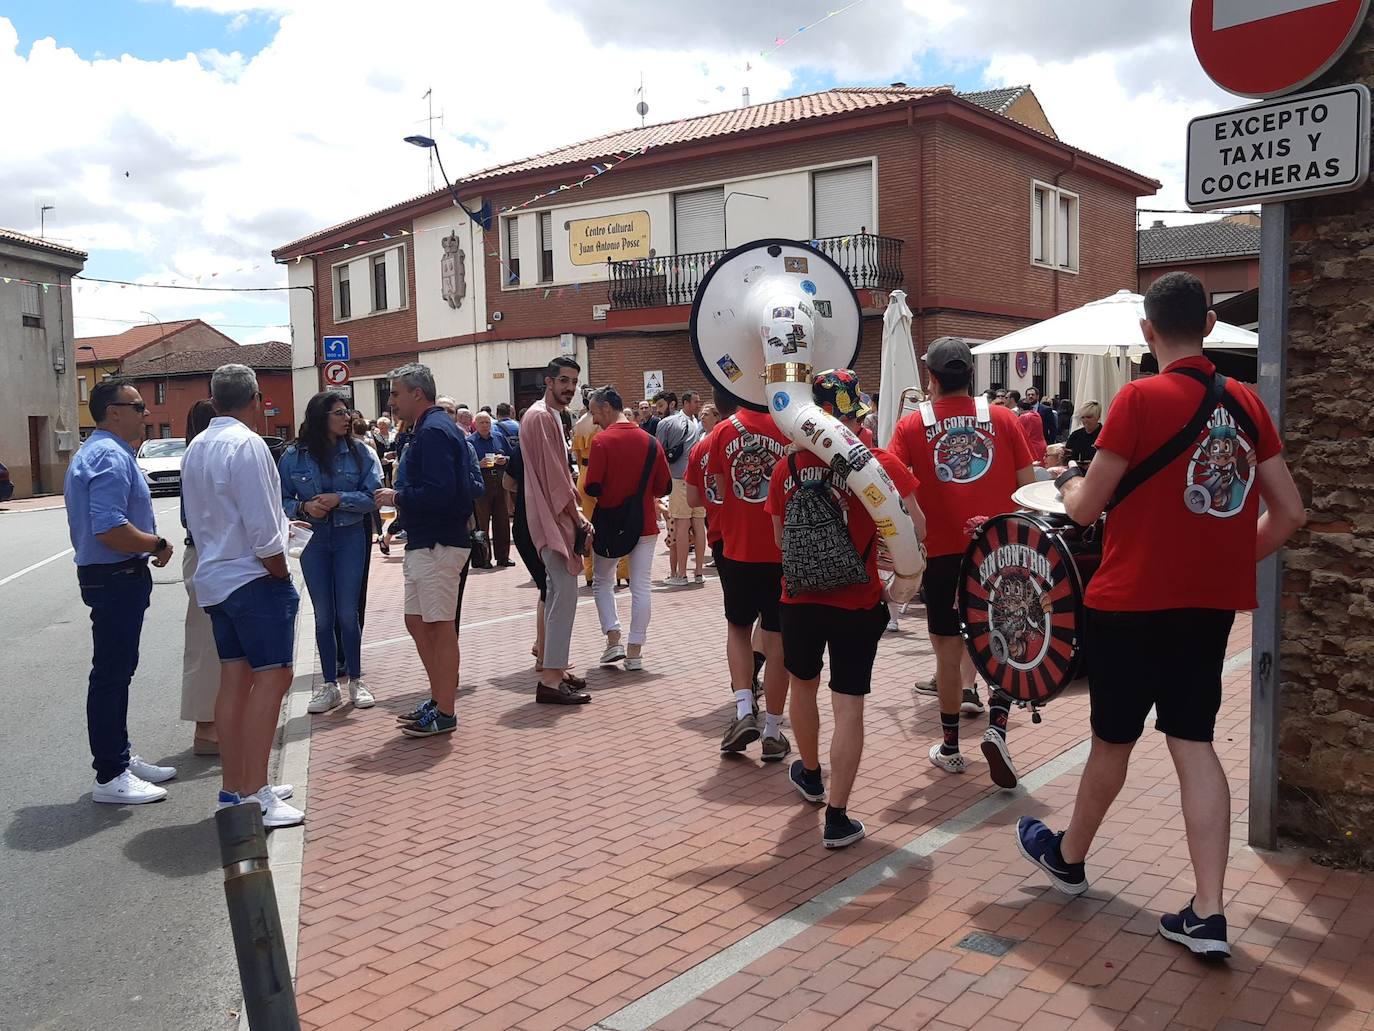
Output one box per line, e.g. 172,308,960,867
520,356,595,705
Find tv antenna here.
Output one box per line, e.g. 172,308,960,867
418,88,445,190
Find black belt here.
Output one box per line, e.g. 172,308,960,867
78,555,148,574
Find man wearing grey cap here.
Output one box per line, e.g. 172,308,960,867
890,337,1036,788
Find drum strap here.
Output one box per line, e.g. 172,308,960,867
918,401,936,427
920,397,992,427
1109,368,1259,509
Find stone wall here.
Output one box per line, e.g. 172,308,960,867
1277,13,1374,864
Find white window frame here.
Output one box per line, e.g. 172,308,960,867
336,263,351,320
502,216,521,288
78,375,89,402
329,243,408,323
538,211,554,284
1031,180,1080,273
371,254,388,313
811,162,877,239
20,282,42,327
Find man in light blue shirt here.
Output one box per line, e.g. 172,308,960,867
64,377,177,805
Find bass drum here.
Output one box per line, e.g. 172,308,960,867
957,512,1095,706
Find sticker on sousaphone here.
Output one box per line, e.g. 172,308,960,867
958,514,1086,704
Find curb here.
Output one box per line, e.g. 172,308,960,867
237,574,317,1031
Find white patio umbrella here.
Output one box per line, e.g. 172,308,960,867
877,289,922,447
1069,354,1132,433
969,289,1259,357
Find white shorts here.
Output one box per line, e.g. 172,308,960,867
402,544,470,622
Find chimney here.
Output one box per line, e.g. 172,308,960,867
1152,220,1165,228
742,86,750,107
890,81,907,88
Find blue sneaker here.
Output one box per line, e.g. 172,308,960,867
789,760,825,803
400,707,457,738
1015,817,1089,895
1159,900,1230,957
396,697,436,725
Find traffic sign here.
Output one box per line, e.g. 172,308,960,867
322,335,350,361
1186,84,1371,209
1192,0,1371,98
323,360,351,387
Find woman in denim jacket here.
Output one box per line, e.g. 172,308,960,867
280,390,381,714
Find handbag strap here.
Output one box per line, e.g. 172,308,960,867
637,436,659,494
1110,367,1255,510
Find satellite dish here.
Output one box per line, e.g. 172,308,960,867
689,239,861,412
635,101,649,117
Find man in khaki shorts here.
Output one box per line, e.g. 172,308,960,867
374,363,480,739
657,390,704,586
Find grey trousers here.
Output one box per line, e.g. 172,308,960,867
539,547,579,671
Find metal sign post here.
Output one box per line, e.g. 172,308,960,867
1250,202,1290,851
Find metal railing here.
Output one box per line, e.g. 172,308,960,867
607,233,904,310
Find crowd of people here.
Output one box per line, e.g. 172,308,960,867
62,271,1306,958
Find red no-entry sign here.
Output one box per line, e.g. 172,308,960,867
322,360,351,387
1192,0,1372,97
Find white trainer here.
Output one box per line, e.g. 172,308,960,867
128,754,177,784
599,643,627,666
215,784,293,810
92,770,167,805
349,680,375,708
624,655,644,671
252,786,304,828
307,683,342,714
928,742,968,774
663,575,690,587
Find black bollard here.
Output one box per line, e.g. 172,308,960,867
216,803,300,1031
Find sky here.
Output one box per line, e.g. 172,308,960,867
1,0,1246,344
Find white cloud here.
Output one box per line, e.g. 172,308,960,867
4,1,1246,342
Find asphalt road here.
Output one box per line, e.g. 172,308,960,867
0,499,242,1031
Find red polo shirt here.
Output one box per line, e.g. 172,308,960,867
584,422,671,538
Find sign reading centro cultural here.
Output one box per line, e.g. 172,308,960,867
567,211,651,266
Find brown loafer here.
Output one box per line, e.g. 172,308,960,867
536,681,590,705
193,737,220,756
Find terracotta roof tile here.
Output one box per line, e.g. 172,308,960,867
75,320,201,364
0,227,88,260
121,341,291,377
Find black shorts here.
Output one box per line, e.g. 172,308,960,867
781,601,889,696
1086,608,1237,744
709,538,724,569
718,558,783,633
921,553,964,638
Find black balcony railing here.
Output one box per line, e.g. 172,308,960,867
607,233,904,310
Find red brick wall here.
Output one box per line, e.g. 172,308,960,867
309,222,420,379
1138,257,1260,300
132,370,297,441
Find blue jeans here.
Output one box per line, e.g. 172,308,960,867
77,559,152,782
299,520,366,681
207,575,299,671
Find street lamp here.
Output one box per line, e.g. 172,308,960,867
142,311,170,421
403,135,492,229
722,191,768,248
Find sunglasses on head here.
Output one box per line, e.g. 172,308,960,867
108,401,148,414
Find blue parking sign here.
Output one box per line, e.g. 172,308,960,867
322,336,350,361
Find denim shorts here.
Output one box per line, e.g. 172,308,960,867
207,574,300,671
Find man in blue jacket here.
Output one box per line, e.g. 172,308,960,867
374,363,479,738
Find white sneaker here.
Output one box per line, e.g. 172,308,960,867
92,770,167,805
349,680,375,708
599,643,627,666
928,742,968,774
128,754,177,784
663,575,690,587
252,786,304,828
307,683,342,714
624,655,644,671
215,784,293,810
886,618,900,633
981,728,1019,789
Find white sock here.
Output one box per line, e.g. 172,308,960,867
734,689,753,720
763,711,783,739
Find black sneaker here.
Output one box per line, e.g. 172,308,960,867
396,698,436,725
1014,817,1089,895
1159,900,1230,957
400,707,457,738
960,686,985,716
824,812,866,849
789,760,825,803
721,713,760,753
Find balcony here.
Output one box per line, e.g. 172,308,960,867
607,233,904,311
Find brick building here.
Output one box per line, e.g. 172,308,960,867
120,340,295,441
1137,213,1261,308
273,84,1157,420
74,319,241,437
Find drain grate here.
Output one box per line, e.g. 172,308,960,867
954,931,1018,956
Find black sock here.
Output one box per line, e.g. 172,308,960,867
752,651,766,678
437,709,454,719
940,712,961,755
988,693,1011,741
802,764,823,783
825,804,849,826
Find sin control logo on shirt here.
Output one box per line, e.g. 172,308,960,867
1184,408,1256,517
724,433,786,503
925,416,994,484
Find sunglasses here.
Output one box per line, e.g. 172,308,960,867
108,401,148,414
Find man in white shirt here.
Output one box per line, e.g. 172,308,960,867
656,390,703,586
182,364,304,828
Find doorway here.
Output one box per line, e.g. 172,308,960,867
28,416,46,495
511,368,545,414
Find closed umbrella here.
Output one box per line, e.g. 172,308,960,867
1069,354,1132,432
877,289,922,447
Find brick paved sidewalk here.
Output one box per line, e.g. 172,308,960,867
292,543,1374,1031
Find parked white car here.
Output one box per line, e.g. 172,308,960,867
136,437,187,495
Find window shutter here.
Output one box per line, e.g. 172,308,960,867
812,165,872,238
673,187,725,253
20,282,41,316
506,218,520,259
1057,196,1072,268
539,212,552,251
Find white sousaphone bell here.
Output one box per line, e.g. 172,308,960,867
689,239,926,601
